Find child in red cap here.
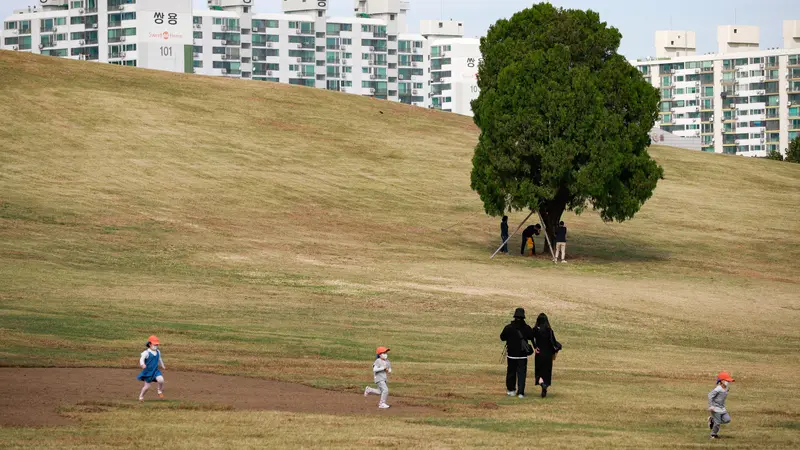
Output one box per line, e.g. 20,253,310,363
364,346,392,409
707,371,734,439
137,335,166,401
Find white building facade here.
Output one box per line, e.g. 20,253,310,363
635,24,800,157
1,0,482,115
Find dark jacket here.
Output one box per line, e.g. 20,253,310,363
522,225,539,239
500,319,534,358
555,226,567,243
501,221,509,236
532,326,561,355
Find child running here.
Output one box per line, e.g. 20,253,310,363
707,371,735,439
364,346,392,409
137,335,166,402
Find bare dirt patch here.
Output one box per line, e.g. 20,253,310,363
0,368,440,427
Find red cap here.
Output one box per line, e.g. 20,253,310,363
148,335,160,346
376,346,390,355
717,372,734,382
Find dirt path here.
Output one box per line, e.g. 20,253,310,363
0,368,440,427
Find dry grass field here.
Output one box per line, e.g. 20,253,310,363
1,51,799,448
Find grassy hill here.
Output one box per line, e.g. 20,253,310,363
1,51,799,448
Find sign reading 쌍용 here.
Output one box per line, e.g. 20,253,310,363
137,0,193,73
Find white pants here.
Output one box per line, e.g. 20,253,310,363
555,242,566,261
365,381,389,404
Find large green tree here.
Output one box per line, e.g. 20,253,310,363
470,3,664,248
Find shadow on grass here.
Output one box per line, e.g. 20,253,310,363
478,233,671,264
568,233,672,264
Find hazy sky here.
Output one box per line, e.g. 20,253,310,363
2,0,798,59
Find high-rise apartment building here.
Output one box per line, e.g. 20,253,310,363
1,0,481,115
635,23,800,157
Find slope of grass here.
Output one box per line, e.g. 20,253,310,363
1,51,799,448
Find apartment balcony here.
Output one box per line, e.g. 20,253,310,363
738,75,766,85
737,89,767,97
738,63,765,72
221,26,241,32
737,112,767,121
674,117,701,126
674,68,701,77
673,105,700,114
674,80,700,89
108,36,129,43
673,93,700,102
735,102,766,111
735,137,764,146
673,129,701,138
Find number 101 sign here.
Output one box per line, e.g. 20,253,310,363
139,0,192,72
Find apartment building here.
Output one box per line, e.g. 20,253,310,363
1,0,482,115
635,22,800,157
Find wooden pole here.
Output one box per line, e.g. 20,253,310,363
537,210,557,263
490,211,534,259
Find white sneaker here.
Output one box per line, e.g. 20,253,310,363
506,391,516,396
518,394,525,399
378,403,391,409
364,387,370,397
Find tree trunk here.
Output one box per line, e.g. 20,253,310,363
538,198,567,255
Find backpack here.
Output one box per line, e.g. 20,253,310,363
515,327,534,356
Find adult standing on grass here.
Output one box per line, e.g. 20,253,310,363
532,313,562,398
500,216,509,254
500,308,534,398
521,224,541,255
554,221,567,263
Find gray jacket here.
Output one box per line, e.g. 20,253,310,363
373,358,392,383
708,385,728,413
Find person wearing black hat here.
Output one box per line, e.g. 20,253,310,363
500,308,534,398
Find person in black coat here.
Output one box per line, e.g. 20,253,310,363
500,308,534,398
500,216,509,254
520,224,541,255
532,313,562,398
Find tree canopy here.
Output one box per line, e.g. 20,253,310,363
470,3,664,244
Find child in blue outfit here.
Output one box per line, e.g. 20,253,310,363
137,335,166,401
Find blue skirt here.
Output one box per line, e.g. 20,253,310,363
137,368,162,383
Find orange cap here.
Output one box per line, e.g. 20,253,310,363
717,372,734,382
376,346,390,355
148,335,160,346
